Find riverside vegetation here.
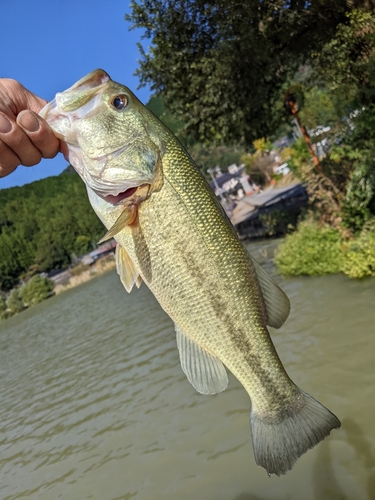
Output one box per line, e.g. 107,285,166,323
274,13,375,278
128,4,375,279
2,3,375,319
248,11,375,278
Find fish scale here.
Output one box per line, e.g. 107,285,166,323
40,69,341,476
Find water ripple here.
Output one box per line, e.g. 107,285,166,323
1,245,375,499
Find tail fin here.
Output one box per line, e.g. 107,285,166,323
250,389,341,476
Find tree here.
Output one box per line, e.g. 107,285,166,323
20,275,54,307
310,10,375,103
126,0,373,146
0,172,105,291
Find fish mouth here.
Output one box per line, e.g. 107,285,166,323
39,69,111,132
68,69,110,92
102,187,139,205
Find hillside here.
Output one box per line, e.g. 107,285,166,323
0,171,105,291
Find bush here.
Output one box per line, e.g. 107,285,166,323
341,221,375,278
259,210,299,237
6,288,25,314
275,220,343,275
20,275,54,307
0,296,8,321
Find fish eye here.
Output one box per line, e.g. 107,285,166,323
111,95,128,110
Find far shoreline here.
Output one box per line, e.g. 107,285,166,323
53,255,117,295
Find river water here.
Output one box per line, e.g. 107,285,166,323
1,239,374,500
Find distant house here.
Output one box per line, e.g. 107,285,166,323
208,165,259,200
231,183,308,239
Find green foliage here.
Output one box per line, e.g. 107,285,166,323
286,138,312,174
341,220,375,278
0,172,105,291
0,296,7,321
311,10,375,102
275,221,343,276
189,143,246,175
337,108,375,230
341,158,375,231
127,0,354,146
275,218,375,278
74,235,92,255
20,275,54,307
253,138,272,155
146,96,186,139
6,288,25,314
259,211,299,237
299,87,342,130
240,143,277,186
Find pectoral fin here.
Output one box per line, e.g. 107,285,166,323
98,206,137,244
175,325,228,395
115,244,142,293
248,253,290,329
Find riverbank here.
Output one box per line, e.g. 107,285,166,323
0,256,117,324
53,255,117,295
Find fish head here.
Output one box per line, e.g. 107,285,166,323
40,69,163,205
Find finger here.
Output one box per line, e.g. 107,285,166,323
0,78,47,116
17,111,60,159
0,112,42,167
0,139,21,177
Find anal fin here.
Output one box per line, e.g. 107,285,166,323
115,244,142,293
175,324,228,395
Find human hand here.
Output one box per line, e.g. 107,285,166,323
0,79,60,177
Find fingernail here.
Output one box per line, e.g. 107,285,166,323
18,111,40,133
0,114,12,134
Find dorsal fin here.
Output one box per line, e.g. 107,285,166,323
115,244,142,293
175,324,228,395
248,253,290,329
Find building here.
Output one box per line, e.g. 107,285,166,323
231,183,308,239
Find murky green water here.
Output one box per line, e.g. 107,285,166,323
1,240,374,500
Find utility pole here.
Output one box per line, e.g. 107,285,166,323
285,92,322,172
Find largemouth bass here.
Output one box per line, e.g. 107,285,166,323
40,69,340,476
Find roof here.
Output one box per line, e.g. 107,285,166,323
209,167,245,189
231,183,306,225
243,183,303,207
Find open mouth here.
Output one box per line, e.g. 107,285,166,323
103,187,138,205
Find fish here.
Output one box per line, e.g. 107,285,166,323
40,69,340,476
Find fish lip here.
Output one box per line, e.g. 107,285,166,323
95,186,140,205
69,69,110,91
39,69,111,125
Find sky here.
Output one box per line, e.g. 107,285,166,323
0,0,151,189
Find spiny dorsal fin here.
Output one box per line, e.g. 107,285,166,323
115,244,141,293
248,253,290,329
98,206,137,243
175,324,228,395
